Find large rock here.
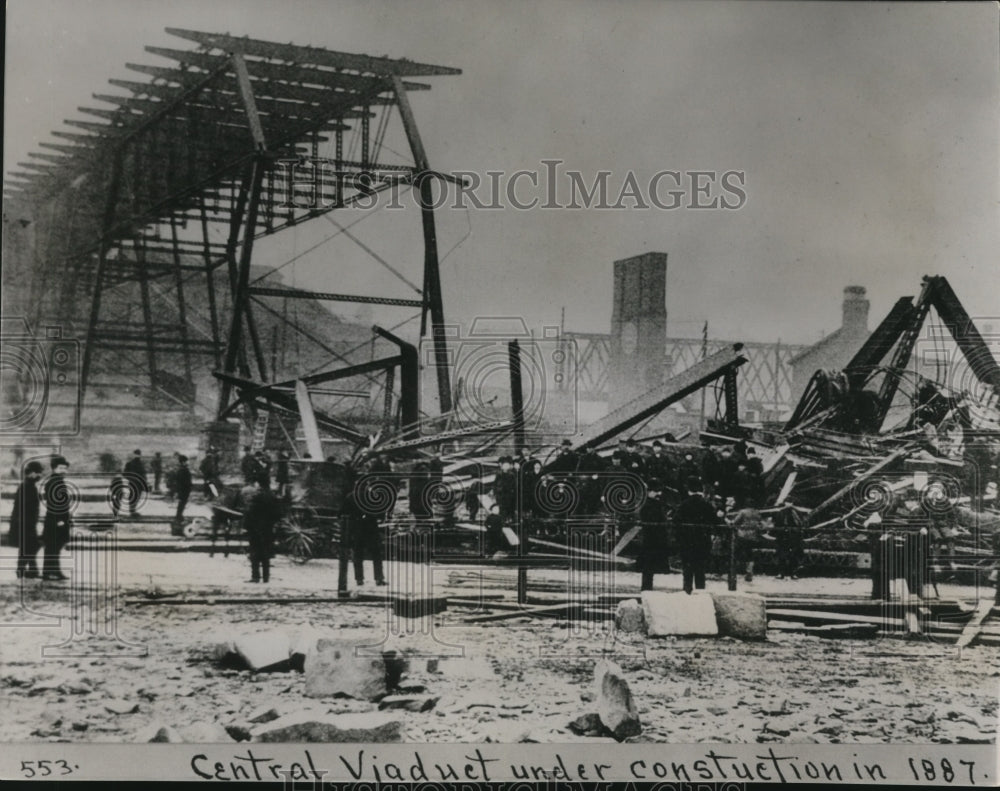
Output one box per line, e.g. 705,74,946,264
304,640,389,699
289,627,326,670
594,660,641,740
640,591,718,637
235,630,292,673
250,711,403,743
711,592,767,641
614,599,645,632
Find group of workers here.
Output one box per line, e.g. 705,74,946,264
471,438,793,592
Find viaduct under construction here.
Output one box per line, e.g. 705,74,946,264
3,28,461,448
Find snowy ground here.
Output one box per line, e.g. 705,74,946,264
0,534,996,746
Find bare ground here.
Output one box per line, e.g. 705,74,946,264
0,544,996,745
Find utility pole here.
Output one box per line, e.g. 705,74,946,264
699,320,708,432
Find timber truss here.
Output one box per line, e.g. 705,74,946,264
3,28,460,415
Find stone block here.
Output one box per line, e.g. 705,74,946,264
235,630,293,673
304,640,388,700
640,590,718,637
614,599,645,632
711,592,767,641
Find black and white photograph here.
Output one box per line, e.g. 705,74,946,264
1,0,998,785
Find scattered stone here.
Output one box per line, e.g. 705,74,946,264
181,721,236,743
60,682,93,695
225,724,252,742
105,700,140,715
246,705,281,724
641,591,718,637
304,640,389,700
707,706,728,716
580,690,596,703
139,724,183,743
382,649,408,689
615,599,645,633
379,695,439,712
567,713,611,737
288,627,325,671
235,630,293,673
251,711,403,743
594,659,642,741
71,722,89,732
712,592,767,641
210,634,241,663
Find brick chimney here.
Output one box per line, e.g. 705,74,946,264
842,285,869,334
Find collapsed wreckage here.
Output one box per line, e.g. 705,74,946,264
213,275,1000,628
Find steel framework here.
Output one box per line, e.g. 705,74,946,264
3,28,460,418
560,332,805,415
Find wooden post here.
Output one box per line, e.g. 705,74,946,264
338,518,350,598
728,523,738,591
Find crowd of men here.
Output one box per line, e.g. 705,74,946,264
471,438,793,592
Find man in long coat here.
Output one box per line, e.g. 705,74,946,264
12,460,45,578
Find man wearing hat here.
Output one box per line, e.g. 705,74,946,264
241,473,281,583
638,482,670,591
123,449,148,516
673,476,718,594
547,439,579,475
12,460,45,578
493,456,517,523
42,456,73,581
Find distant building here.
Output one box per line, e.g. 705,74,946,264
788,286,872,404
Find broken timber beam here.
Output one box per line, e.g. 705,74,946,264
955,599,993,649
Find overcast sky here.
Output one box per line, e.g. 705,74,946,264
5,0,998,348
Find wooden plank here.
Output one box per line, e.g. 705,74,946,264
463,603,571,624
955,599,993,649
529,536,610,559
775,471,797,506
768,609,904,628
612,524,642,557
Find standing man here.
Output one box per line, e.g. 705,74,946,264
151,452,163,494
240,446,257,484
254,450,272,490
123,449,148,516
200,447,221,500
647,440,675,491
174,455,193,525
347,468,388,587
673,476,718,594
42,455,73,581
241,474,281,583
638,484,670,591
12,460,45,579
493,456,517,524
